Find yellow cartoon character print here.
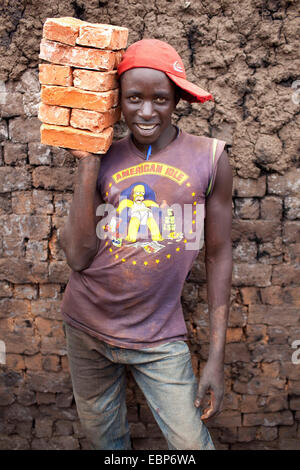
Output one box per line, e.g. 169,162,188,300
116,184,164,243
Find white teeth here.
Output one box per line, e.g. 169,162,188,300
137,124,157,130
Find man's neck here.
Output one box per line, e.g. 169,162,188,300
131,124,178,156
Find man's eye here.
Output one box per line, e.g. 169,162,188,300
128,96,140,103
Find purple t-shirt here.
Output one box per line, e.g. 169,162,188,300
61,127,226,349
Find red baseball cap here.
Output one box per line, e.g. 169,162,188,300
117,39,214,104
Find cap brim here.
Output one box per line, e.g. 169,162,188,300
165,72,214,104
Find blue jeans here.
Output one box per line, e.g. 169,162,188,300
63,322,215,450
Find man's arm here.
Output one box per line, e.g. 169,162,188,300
58,150,103,272
194,148,233,420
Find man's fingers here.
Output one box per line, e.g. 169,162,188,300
194,384,207,408
201,392,223,420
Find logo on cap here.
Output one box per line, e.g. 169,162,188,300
173,61,184,73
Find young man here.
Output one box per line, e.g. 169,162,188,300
59,39,233,450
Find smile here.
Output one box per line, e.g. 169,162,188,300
135,124,158,130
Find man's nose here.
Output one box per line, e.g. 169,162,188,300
138,100,154,120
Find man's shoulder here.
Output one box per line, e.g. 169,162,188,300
181,130,227,157
106,133,130,156
181,130,222,145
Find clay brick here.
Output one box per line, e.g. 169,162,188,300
41,124,113,154
41,336,67,356
42,355,61,372
70,107,121,133
48,260,71,283
77,24,128,50
39,39,117,71
234,376,286,395
283,221,300,244
28,142,51,166
268,169,300,196
248,304,300,326
39,283,61,299
282,286,300,306
32,167,74,191
32,436,80,450
0,436,30,450
251,343,293,363
243,411,293,427
224,343,250,363
232,219,281,243
41,85,119,112
226,328,243,343
5,332,40,355
208,410,242,427
0,258,49,284
290,397,300,410
26,371,72,393
240,287,260,305
3,143,27,165
6,354,25,370
56,392,73,408
0,281,13,298
237,426,257,442
234,198,260,219
39,64,73,86
260,196,282,220
284,196,300,220
38,103,70,126
257,394,288,412
36,392,56,405
132,438,167,451
114,50,125,68
233,240,257,262
53,419,73,436
14,284,38,300
233,176,266,197
267,325,288,344
261,362,281,378
43,17,83,46
232,263,272,287
17,385,36,406
61,355,70,372
12,190,53,215
272,264,300,286
279,438,300,450
34,417,53,438
9,117,41,144
287,380,300,395
0,167,31,192
73,69,118,92
240,395,260,413
256,426,278,441
260,286,282,305
35,317,53,336
24,354,43,371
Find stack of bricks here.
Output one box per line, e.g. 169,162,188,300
38,17,128,154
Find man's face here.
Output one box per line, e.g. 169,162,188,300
120,67,179,147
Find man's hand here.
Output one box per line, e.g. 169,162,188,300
69,149,96,159
194,359,224,420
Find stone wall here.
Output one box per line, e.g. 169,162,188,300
0,0,299,450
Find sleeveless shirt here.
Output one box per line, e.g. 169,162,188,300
61,127,226,349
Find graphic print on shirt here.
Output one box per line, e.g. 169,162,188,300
98,160,205,265
103,181,185,255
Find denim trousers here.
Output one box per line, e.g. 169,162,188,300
63,321,215,450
